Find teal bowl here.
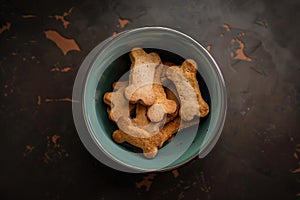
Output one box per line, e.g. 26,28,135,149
72,27,227,173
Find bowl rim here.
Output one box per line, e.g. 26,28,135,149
81,26,227,172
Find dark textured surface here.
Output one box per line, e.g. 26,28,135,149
1,0,300,199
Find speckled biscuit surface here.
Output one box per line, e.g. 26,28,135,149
112,116,182,158
124,48,161,105
166,59,209,121
103,81,135,121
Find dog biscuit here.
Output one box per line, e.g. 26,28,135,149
166,59,209,121
124,48,161,105
112,116,182,158
103,81,135,121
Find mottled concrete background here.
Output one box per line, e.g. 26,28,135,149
0,0,299,199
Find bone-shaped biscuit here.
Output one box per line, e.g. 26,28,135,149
124,48,161,105
112,114,200,158
166,59,209,121
166,85,200,128
103,81,135,121
112,116,182,158
147,65,177,122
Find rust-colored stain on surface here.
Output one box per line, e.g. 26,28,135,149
38,96,79,104
26,145,35,152
293,152,299,160
49,7,74,28
223,23,231,31
45,97,79,103
199,171,211,193
23,145,35,157
177,191,184,200
0,22,11,34
231,38,252,62
43,135,68,164
291,145,300,173
51,135,60,148
37,96,42,105
117,18,130,28
136,174,156,191
172,169,180,178
51,66,72,72
292,145,300,196
292,168,300,173
22,15,37,19
3,84,13,96
206,45,212,52
44,30,80,55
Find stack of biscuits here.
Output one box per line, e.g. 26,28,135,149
103,48,209,158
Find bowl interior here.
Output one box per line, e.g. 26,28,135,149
83,27,224,171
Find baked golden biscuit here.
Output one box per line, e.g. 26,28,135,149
103,81,135,121
124,48,161,106
166,59,209,121
112,117,182,158
166,84,200,128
